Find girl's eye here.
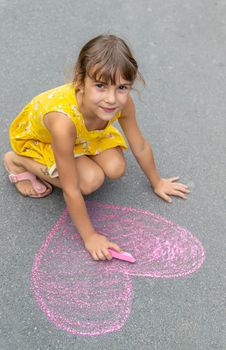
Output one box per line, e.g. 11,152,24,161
95,83,105,89
118,85,129,91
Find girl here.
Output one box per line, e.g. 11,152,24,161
3,34,189,261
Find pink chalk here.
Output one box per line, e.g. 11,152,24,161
108,249,136,263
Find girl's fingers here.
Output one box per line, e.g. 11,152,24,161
159,192,172,203
171,190,188,199
169,176,180,182
97,250,107,260
173,185,190,193
90,245,121,261
176,183,189,189
108,242,122,253
92,252,99,261
103,248,113,260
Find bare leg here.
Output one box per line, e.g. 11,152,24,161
90,147,127,179
3,151,105,197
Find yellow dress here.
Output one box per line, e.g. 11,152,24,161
9,83,127,177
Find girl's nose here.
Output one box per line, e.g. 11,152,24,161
104,89,116,104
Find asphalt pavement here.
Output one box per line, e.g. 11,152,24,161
1,1,225,349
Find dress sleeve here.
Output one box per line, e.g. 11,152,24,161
42,104,73,120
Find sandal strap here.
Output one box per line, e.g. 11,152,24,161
8,172,48,194
9,172,35,183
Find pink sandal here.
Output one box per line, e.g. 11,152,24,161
8,172,53,198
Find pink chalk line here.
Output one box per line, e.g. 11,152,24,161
31,200,205,336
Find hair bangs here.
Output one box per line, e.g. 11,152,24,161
87,51,138,85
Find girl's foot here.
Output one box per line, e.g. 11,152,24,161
3,151,52,198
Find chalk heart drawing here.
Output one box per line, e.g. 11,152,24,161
31,201,205,336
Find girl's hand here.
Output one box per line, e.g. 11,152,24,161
84,232,122,261
153,177,190,203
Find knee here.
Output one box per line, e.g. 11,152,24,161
80,167,105,195
3,151,14,164
3,151,19,168
104,159,127,180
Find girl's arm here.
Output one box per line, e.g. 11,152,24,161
44,112,121,259
119,96,189,203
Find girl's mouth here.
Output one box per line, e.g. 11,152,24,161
100,106,117,113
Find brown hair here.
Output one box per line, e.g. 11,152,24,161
73,34,144,87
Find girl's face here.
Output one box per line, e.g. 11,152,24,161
78,72,133,122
